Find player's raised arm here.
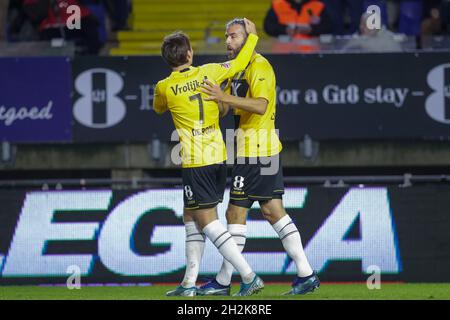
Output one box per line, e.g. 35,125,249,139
209,18,259,84
153,81,168,114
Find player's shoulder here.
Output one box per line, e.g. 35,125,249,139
253,54,272,66
156,77,169,87
248,54,274,75
155,77,170,92
200,62,231,72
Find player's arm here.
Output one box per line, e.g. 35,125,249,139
201,80,267,115
201,62,273,116
218,101,231,117
223,94,268,115
209,19,259,84
153,81,168,114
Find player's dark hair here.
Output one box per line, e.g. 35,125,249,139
161,31,192,68
226,18,248,36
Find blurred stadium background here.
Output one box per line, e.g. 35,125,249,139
1,0,450,296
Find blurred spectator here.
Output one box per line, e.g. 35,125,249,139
398,0,423,36
363,0,389,26
366,0,424,35
264,0,334,39
324,0,364,35
0,0,9,41
22,0,103,54
442,0,450,33
342,12,403,51
386,0,401,30
80,0,129,32
7,0,39,41
102,0,129,31
422,0,449,35
78,0,107,43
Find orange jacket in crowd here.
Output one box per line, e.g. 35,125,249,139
264,0,333,40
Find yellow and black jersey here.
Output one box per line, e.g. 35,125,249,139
227,53,282,158
153,34,259,168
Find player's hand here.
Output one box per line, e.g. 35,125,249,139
218,101,230,117
200,79,225,102
244,18,257,36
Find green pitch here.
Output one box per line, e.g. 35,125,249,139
1,283,450,300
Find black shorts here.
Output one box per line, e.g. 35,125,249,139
229,154,284,209
182,162,227,210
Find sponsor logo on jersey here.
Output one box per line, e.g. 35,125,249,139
192,123,216,136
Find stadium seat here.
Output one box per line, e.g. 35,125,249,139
111,0,271,56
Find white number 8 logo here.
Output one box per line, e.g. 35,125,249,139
233,176,245,189
184,185,194,198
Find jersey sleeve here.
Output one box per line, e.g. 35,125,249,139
203,33,259,84
153,81,168,114
248,61,274,102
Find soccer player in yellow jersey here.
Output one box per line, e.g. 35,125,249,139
153,19,264,297
198,18,320,296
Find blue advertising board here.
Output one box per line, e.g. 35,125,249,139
0,57,72,142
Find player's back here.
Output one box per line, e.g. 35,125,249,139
153,32,259,166
157,66,226,168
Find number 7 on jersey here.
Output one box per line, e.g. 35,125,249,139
189,93,204,124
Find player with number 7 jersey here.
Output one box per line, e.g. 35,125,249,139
153,20,265,298
153,29,258,209
153,34,258,169
154,28,258,210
